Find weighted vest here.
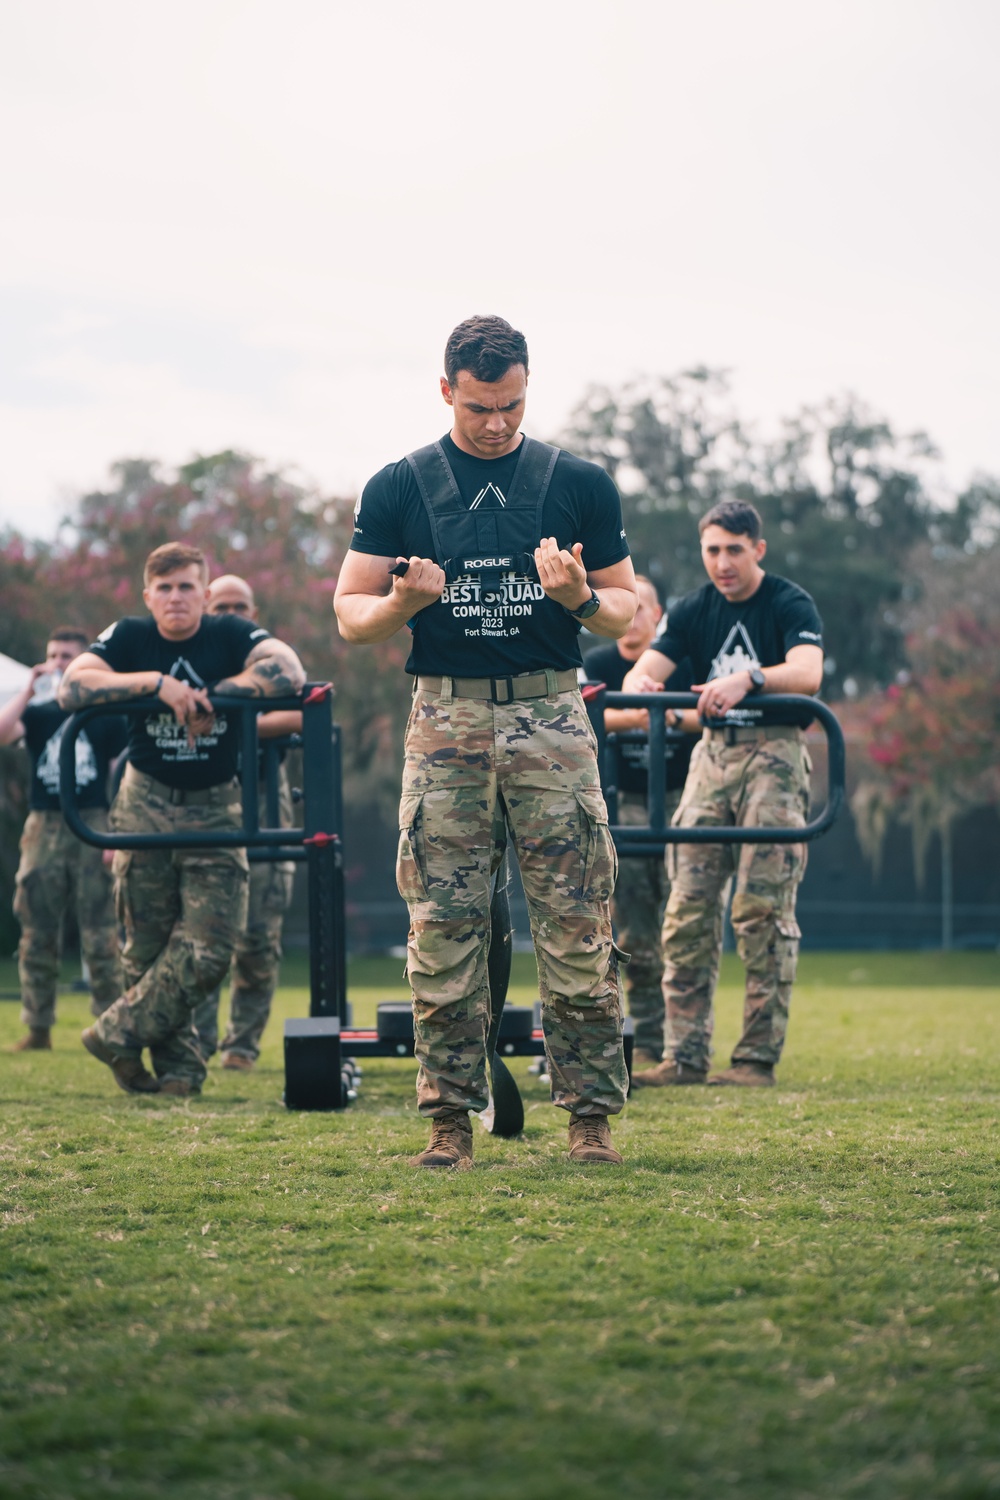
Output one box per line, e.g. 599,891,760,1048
404,437,560,593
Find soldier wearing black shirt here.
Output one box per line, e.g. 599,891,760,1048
624,500,824,1089
583,576,698,1068
336,315,638,1168
58,542,305,1097
0,628,125,1050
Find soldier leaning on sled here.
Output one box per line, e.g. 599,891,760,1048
625,499,824,1091
58,541,305,1098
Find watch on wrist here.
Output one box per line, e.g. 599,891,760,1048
747,667,766,694
566,589,601,621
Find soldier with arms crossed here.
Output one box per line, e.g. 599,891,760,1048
624,500,823,1088
59,543,305,1096
335,315,637,1167
0,627,125,1050
192,572,301,1071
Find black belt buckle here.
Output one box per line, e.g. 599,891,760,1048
491,676,515,704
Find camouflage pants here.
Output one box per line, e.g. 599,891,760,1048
398,685,626,1119
13,809,122,1028
661,729,810,1071
193,773,295,1061
612,790,681,1059
92,769,249,1090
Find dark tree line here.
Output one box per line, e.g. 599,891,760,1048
559,368,999,699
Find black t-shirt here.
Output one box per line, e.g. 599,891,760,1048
21,700,127,812
350,432,629,676
652,574,824,727
88,615,271,789
583,643,697,795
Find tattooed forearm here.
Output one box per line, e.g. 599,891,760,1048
58,675,153,709
215,641,306,699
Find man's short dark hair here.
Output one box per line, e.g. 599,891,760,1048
143,541,208,586
48,626,89,648
444,315,529,386
698,500,763,542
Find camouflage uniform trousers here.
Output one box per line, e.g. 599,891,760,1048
397,684,627,1120
661,727,810,1072
92,768,249,1091
193,770,295,1062
13,809,122,1029
612,788,681,1060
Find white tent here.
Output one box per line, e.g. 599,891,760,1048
0,650,32,710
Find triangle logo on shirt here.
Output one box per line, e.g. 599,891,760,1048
469,482,507,510
170,657,207,687
708,623,760,680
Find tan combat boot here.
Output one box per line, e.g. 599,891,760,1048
567,1115,623,1165
221,1052,254,1072
707,1061,775,1087
631,1059,707,1088
159,1079,199,1097
630,1047,661,1071
409,1112,474,1169
81,1027,160,1094
10,1027,52,1051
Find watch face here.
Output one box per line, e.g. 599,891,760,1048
575,593,601,619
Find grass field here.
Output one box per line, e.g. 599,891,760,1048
1,950,998,1500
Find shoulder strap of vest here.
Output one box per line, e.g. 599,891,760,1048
404,441,460,566
507,438,561,539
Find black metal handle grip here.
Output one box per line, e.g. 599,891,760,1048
59,691,315,852
588,690,845,848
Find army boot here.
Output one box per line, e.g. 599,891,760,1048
567,1115,623,1165
409,1112,474,1169
630,1047,661,1071
159,1078,199,1097
81,1027,160,1094
707,1061,776,1087
221,1052,254,1072
631,1059,707,1088
10,1027,52,1051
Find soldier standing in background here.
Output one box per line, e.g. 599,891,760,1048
192,573,300,1072
58,543,305,1097
582,576,698,1070
0,627,125,1051
624,501,823,1088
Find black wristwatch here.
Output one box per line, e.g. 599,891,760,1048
747,667,766,694
566,589,601,621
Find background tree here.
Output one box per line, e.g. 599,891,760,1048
0,452,410,808
849,544,1000,943
558,372,998,699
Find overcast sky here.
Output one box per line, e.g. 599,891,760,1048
1,0,997,535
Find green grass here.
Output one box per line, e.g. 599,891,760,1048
1,952,998,1500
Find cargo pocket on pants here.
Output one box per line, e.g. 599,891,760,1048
775,916,801,983
396,792,428,901
576,787,617,899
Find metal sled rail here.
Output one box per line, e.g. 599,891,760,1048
586,690,846,851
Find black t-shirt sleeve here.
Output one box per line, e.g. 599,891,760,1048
579,465,629,573
776,584,824,655
653,596,694,667
214,615,273,679
350,463,404,557
88,618,137,670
